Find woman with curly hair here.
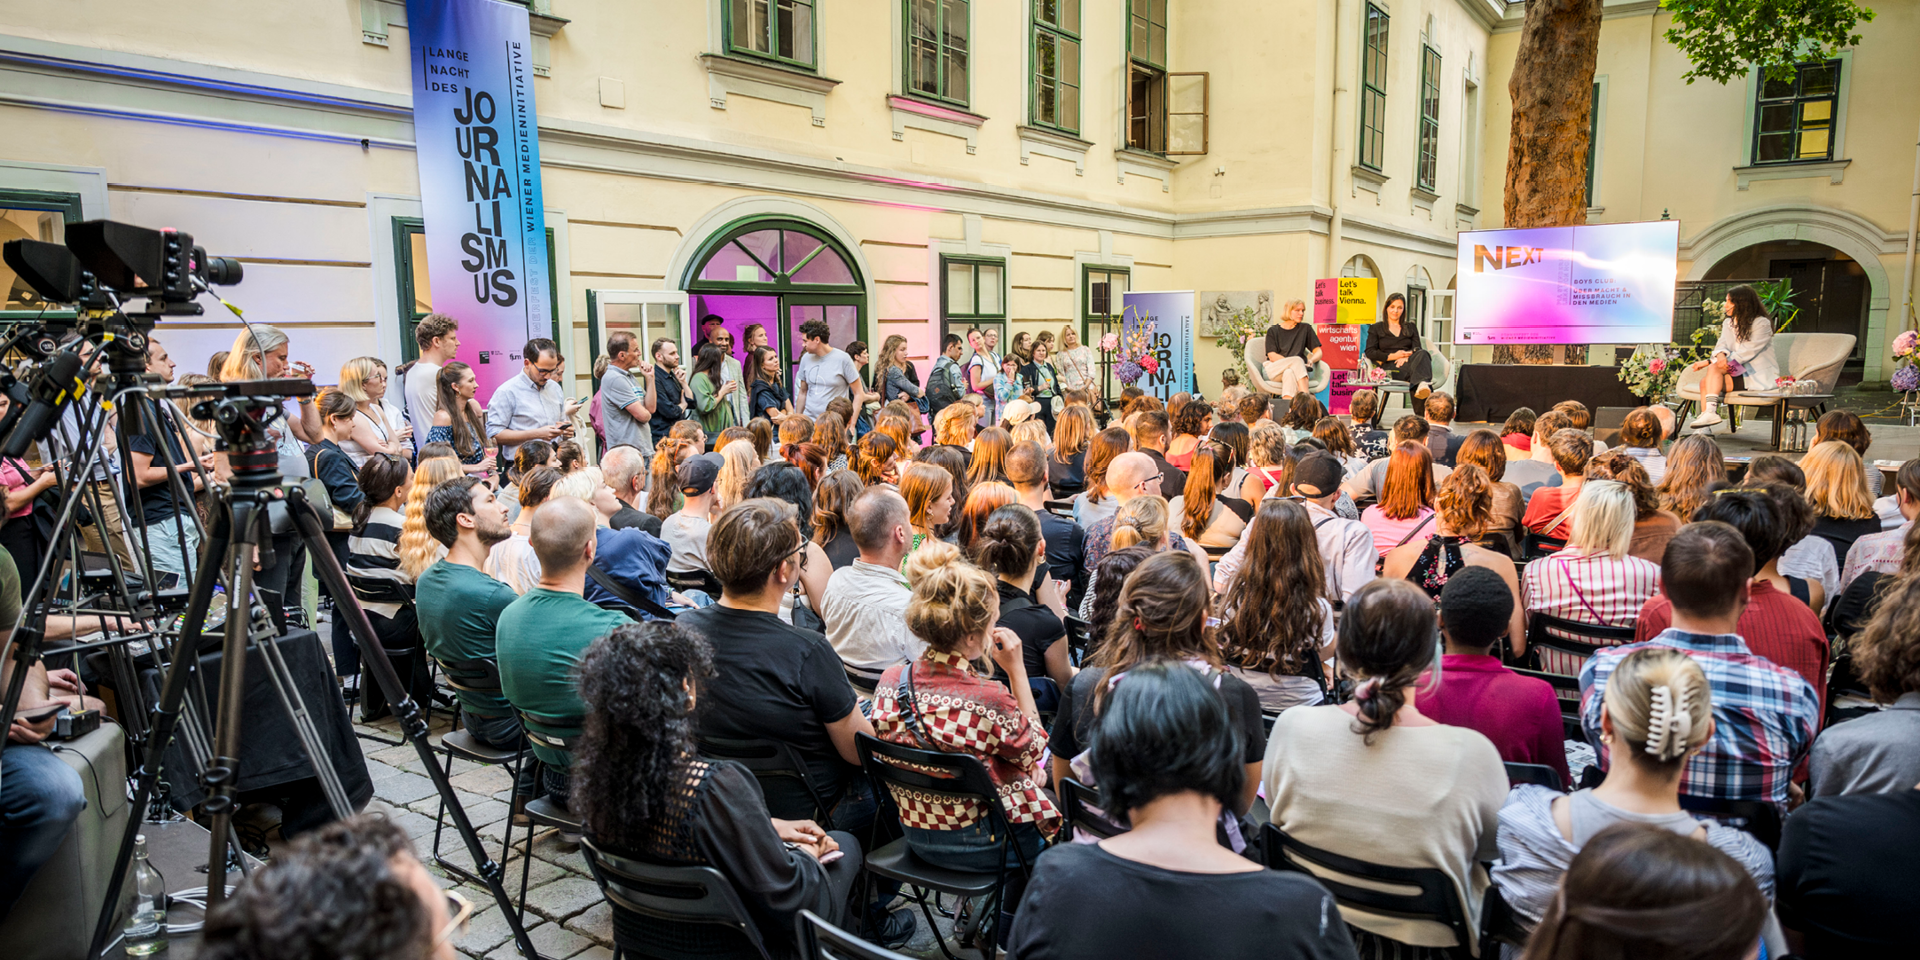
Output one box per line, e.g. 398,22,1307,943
396,455,468,580
646,437,697,520
812,412,851,474
1166,399,1211,471
1584,449,1680,564
1656,433,1726,523
1383,465,1525,644
853,431,900,487
933,402,976,448
1276,392,1325,443
1238,422,1291,504
1312,416,1364,478
570,622,870,953
1218,498,1336,713
1071,426,1132,528
968,426,1013,488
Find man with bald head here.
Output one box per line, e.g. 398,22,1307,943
821,486,923,686
599,443,662,535
496,496,634,803
1077,451,1211,617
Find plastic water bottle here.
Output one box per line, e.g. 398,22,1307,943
123,834,167,956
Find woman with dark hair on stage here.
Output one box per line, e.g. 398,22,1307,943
1363,292,1433,401
1687,284,1777,429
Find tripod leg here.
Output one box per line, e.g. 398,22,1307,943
203,499,262,908
287,485,540,960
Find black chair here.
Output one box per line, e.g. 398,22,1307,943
1679,795,1783,853
1476,530,1516,560
854,733,1036,960
845,665,881,697
1059,778,1124,842
696,735,838,830
1508,665,1586,742
1503,762,1565,791
1521,532,1567,561
1514,615,1631,727
667,569,724,598
1042,499,1075,519
1063,615,1095,668
797,909,912,960
1260,822,1476,958
581,836,772,960
429,657,524,887
515,708,585,919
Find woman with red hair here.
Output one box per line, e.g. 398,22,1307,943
1359,440,1437,558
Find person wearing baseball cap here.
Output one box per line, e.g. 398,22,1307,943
662,452,725,577
1213,450,1376,605
1001,397,1040,429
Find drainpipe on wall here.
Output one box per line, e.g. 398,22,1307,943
1326,0,1350,277
1902,117,1920,336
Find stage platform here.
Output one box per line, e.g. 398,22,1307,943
1455,416,1920,473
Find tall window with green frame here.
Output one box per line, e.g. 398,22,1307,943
395,218,559,362
942,257,1005,348
728,0,815,69
1358,4,1389,171
1752,60,1838,164
1415,45,1440,192
1032,0,1080,134
1126,0,1168,151
907,0,970,106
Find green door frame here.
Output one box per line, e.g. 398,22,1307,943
681,216,868,351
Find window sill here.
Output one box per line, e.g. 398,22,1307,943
701,53,841,126
1410,186,1440,212
888,95,986,153
1116,149,1178,192
1351,164,1389,198
1734,158,1849,190
1016,125,1092,175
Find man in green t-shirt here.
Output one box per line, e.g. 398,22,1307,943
416,478,520,742
496,496,632,799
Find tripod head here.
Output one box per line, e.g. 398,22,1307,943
151,379,315,490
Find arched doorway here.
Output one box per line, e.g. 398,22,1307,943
1702,240,1869,367
682,216,868,382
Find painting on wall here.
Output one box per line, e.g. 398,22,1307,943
1198,290,1273,339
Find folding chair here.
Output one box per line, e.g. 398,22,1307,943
581,836,772,960
696,735,839,829
855,733,1037,960
514,708,585,921
1042,499,1075,519
1059,778,1125,842
1679,795,1783,853
797,909,913,960
1261,822,1477,959
1503,762,1565,791
1062,615,1095,668
1521,533,1567,561
429,657,524,887
667,569,724,598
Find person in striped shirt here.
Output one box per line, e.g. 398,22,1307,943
1523,480,1661,675
1580,522,1819,811
343,452,425,719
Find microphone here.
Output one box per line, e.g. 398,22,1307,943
1,349,85,458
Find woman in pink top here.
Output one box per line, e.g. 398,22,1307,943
1360,440,1437,558
1522,480,1661,674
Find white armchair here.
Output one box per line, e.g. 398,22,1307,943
1675,332,1854,430
1360,335,1455,413
1243,334,1331,401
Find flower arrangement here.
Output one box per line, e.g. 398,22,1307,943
1617,325,1716,403
1211,305,1272,384
1893,329,1920,393
1112,306,1159,385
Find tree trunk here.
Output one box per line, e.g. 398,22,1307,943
1504,0,1603,230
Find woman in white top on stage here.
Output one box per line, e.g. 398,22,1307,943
1687,284,1777,429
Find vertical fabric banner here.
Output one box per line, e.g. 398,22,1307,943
405,0,552,402
1121,290,1194,401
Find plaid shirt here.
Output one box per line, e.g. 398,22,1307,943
1580,629,1818,809
871,650,1060,835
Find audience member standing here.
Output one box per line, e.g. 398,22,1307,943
647,338,691,444
821,487,923,688
1421,567,1568,785
1582,523,1819,810
428,363,497,476
1263,579,1505,958
794,320,872,419
404,312,458,454
485,338,580,460
598,332,657,462
337,357,412,466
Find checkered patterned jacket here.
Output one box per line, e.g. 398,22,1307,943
871,650,1061,836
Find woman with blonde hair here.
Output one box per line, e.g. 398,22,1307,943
1071,427,1131,528
396,455,467,580
336,356,411,466
1045,404,1093,495
933,403,976,448
1521,480,1662,670
1054,325,1097,394
1009,420,1050,456
1494,647,1773,934
900,461,956,555
1584,449,1682,564
1382,464,1526,641
1803,439,1881,565
1656,434,1726,523
1168,445,1250,548
967,426,1013,487
1239,422,1290,504
714,440,760,511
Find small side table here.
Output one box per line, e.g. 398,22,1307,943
1748,391,1834,451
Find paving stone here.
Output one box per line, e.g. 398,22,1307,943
374,771,440,806
439,847,572,891
569,946,614,960
525,876,605,922
452,906,518,956
562,902,613,947
407,789,506,828
449,765,516,797
484,921,588,960
529,835,588,873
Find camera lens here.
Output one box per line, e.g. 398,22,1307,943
202,257,244,286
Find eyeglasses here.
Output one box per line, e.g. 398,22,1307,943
787,539,809,571
532,364,560,375
436,890,473,945
367,372,387,382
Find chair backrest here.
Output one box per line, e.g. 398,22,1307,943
855,732,1003,813
1509,666,1585,741
696,735,836,829
1775,332,1856,391
1260,822,1473,950
581,836,772,960
1679,795,1783,852
667,569,724,597
1522,613,1634,670
1422,336,1454,393
516,708,581,755
1043,499,1075,519
797,909,914,960
1521,532,1567,561
1063,615,1095,667
1504,762,1565,791
1060,778,1125,841
433,656,504,696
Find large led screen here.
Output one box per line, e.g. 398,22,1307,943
1453,220,1680,346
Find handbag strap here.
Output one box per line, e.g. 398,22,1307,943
1394,512,1436,548
1553,555,1609,624
586,563,678,621
894,662,939,751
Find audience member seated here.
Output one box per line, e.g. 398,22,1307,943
1218,499,1338,714
742,463,834,627
197,814,458,960
568,623,894,952
810,469,863,570
497,497,636,802
1079,493,1210,620
417,478,529,769
1584,449,1681,563
1656,434,1726,526
974,504,1075,693
1523,480,1661,672
1615,406,1668,484
1008,441,1089,611
0,570,87,919
1213,453,1375,603
1263,578,1506,958
1503,409,1571,499
1803,440,1881,567
599,444,663,536
1357,441,1438,559
1521,428,1594,539
1343,415,1452,502
1829,522,1919,642
1816,409,1883,497
1168,445,1252,548
1778,778,1920,956
1071,427,1133,529
1842,458,1920,590
661,452,724,580
1454,429,1523,544
1499,406,1535,461
1053,552,1264,817
1419,566,1568,786
820,486,921,690
1239,424,1289,503
1636,487,1829,713
1520,823,1768,960
1007,661,1361,960
1583,523,1819,809
958,481,1018,553
1347,389,1390,461
1746,454,1842,606
870,561,1057,945
1384,467,1526,643
1083,452,1208,574
1049,404,1094,494
1131,411,1187,499
899,460,956,557
487,466,562,594
1165,398,1210,470
1083,545,1155,659
1495,647,1773,934
1810,576,1920,796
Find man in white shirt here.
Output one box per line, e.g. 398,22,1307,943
404,313,458,455
1217,452,1375,604
484,338,581,460
820,486,922,687
793,319,873,419
598,332,657,460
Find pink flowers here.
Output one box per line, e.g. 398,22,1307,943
1648,358,1666,375
1894,329,1918,358
1098,332,1120,353
1140,356,1159,375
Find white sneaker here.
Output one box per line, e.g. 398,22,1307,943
1414,381,1432,401
1688,410,1723,429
